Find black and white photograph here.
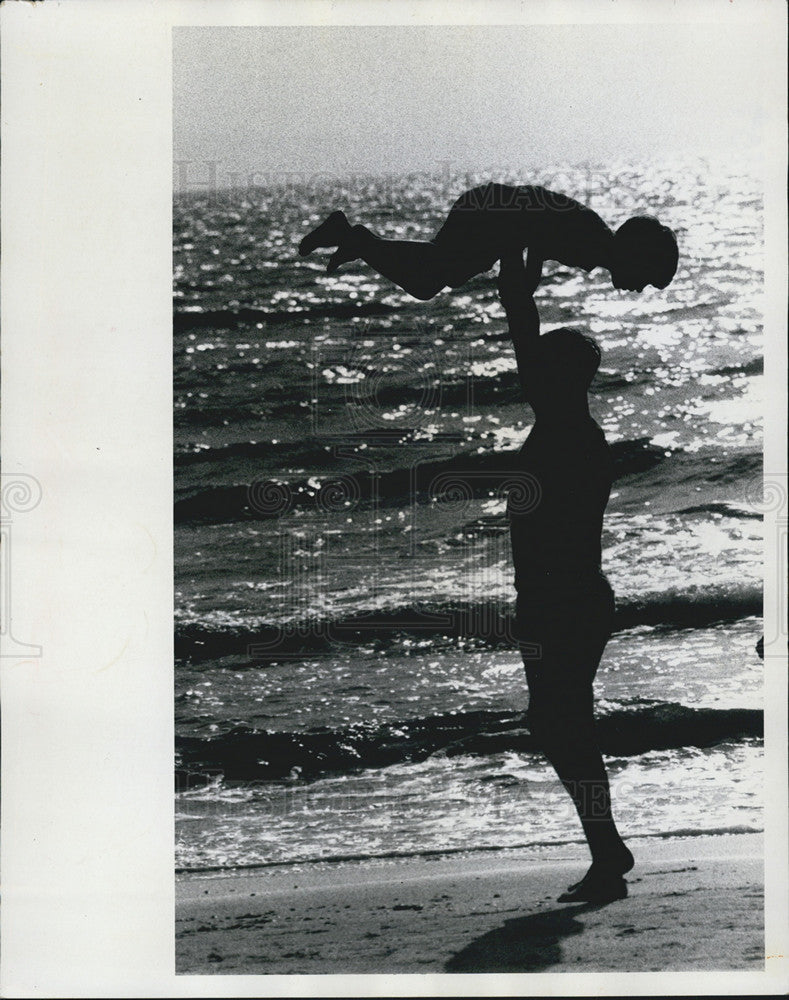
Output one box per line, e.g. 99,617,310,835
1,1,787,995
171,15,781,977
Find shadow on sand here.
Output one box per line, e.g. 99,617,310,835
446,901,610,973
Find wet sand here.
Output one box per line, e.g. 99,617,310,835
176,833,764,974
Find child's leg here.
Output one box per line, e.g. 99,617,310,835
300,211,453,300
333,225,454,300
298,211,351,257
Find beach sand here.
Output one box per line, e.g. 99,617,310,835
176,832,764,974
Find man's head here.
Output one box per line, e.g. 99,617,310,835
610,216,678,291
524,328,601,414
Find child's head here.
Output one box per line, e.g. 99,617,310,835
611,216,678,291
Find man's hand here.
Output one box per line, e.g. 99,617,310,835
497,248,543,304
496,246,542,367
496,249,527,312
523,250,543,295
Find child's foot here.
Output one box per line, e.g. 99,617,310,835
326,245,356,275
325,225,367,274
298,211,351,256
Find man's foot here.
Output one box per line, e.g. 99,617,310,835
565,844,634,894
557,871,627,904
298,211,351,256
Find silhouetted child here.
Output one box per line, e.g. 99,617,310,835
299,182,678,298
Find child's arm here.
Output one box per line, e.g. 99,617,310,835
497,249,542,390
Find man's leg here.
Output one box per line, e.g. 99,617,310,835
524,654,633,901
544,714,630,866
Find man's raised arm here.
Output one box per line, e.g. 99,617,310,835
496,249,543,391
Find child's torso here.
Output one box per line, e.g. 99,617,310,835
458,183,612,270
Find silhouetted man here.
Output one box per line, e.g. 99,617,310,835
498,247,633,903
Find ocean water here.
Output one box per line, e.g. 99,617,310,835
174,160,764,870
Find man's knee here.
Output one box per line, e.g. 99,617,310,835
527,696,592,748
526,700,561,747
